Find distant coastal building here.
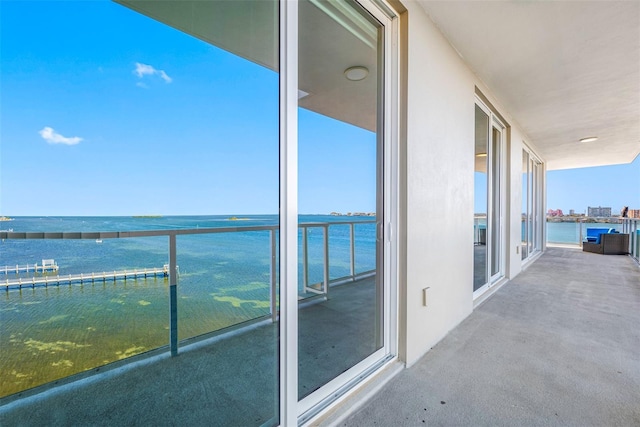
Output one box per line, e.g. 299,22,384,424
587,206,611,217
569,209,575,216
628,209,640,219
547,209,563,217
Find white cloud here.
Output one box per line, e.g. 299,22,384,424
39,127,83,145
134,62,172,84
158,70,172,83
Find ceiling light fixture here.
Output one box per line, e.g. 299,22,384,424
344,66,368,81
579,136,598,143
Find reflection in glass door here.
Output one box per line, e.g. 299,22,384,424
474,105,489,291
297,0,384,403
490,125,503,279
521,149,542,260
474,102,505,292
522,148,542,260
522,150,530,259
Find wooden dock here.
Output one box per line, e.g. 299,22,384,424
2,265,170,290
1,259,59,275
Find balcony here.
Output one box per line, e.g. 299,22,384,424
0,218,378,425
339,245,640,426
2,221,638,425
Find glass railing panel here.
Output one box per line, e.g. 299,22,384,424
298,225,327,298
354,221,376,275
176,230,275,341
1,218,377,400
327,223,352,281
546,221,581,244
547,221,623,245
1,234,169,398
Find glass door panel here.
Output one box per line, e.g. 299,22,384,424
490,126,502,278
531,159,542,254
529,158,536,255
522,150,530,260
1,1,281,424
297,0,383,400
474,105,489,291
474,102,504,292
113,1,282,424
522,148,542,261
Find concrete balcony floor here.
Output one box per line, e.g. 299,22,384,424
341,247,640,426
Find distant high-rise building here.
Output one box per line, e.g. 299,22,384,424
569,209,575,215
587,206,612,217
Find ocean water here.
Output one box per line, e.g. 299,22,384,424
546,221,622,244
0,215,376,397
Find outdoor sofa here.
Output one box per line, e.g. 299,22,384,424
582,228,629,255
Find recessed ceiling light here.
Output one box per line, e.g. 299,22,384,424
344,66,368,81
579,136,598,143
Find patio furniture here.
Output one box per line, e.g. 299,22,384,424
582,232,629,255
584,227,615,243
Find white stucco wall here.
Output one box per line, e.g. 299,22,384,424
401,2,542,366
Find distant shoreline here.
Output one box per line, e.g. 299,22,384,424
329,212,376,217
545,217,625,223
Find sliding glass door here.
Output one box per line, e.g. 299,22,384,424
1,0,397,425
294,0,395,420
522,147,542,260
474,101,505,293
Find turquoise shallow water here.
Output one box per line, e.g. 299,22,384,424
0,215,375,397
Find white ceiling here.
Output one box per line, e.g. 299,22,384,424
417,0,640,170
117,1,639,170
117,0,378,132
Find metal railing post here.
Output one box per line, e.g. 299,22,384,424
350,223,355,279
302,227,309,291
579,219,583,247
628,219,632,255
169,234,178,357
630,220,640,261
323,224,329,297
270,229,277,322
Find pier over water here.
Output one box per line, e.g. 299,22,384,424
2,265,169,290
0,259,59,275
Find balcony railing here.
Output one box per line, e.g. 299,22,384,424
546,220,623,246
544,218,640,262
621,218,640,263
0,219,375,398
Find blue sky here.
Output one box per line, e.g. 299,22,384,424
546,155,640,214
0,0,376,216
1,1,637,218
